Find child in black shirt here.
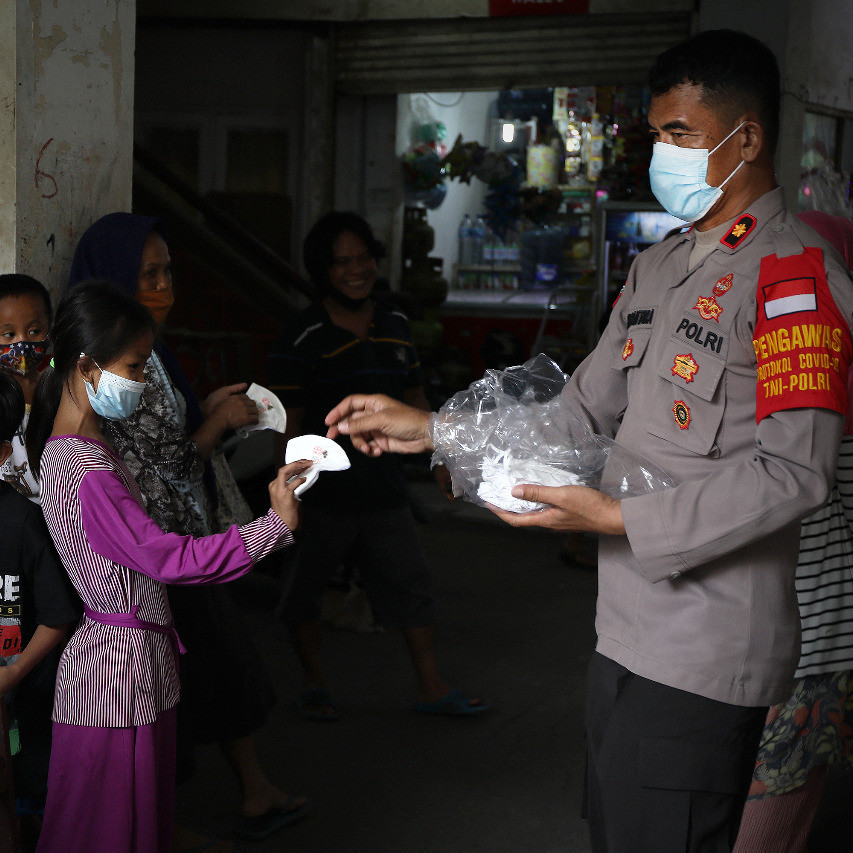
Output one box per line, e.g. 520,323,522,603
0,274,53,501
0,372,79,846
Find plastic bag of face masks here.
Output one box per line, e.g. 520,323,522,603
428,354,675,513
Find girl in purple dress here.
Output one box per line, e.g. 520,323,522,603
27,282,308,853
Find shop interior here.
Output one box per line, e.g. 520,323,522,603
394,83,684,393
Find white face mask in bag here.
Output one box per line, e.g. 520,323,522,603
648,121,746,222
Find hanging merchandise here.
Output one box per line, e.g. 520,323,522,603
443,134,487,184
587,114,605,182
526,143,559,188
443,134,522,239
400,95,450,209
562,110,582,180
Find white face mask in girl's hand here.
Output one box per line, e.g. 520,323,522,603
83,358,146,421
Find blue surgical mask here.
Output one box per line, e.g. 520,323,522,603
649,122,746,222
83,356,146,421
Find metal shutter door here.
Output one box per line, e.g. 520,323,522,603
333,12,693,94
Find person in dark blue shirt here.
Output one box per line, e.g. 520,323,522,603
269,211,486,720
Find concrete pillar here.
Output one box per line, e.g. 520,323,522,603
299,32,335,258
0,0,136,299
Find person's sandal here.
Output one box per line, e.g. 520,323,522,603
297,687,340,721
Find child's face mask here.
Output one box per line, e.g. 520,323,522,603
83,358,146,421
0,339,49,375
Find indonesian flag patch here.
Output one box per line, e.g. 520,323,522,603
753,246,852,422
762,277,817,319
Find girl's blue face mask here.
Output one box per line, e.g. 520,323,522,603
648,121,746,223
83,356,146,421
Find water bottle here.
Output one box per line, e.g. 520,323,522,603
472,216,487,265
458,214,474,265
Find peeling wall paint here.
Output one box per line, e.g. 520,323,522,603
0,3,18,273
2,0,136,299
99,3,124,126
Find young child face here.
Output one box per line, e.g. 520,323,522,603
0,293,51,377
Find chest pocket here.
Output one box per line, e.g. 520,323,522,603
645,338,727,456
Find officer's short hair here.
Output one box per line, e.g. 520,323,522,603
649,29,781,155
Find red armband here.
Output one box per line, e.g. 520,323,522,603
753,246,852,422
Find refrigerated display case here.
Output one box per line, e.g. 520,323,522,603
596,201,686,316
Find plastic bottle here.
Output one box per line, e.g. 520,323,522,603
458,214,474,266
472,216,486,265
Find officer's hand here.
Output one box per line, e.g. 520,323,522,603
486,484,626,535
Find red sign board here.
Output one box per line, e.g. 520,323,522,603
489,0,590,15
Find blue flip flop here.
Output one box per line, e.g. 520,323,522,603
297,687,340,721
413,688,490,716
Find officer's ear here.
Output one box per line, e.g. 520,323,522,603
739,118,764,164
0,441,12,467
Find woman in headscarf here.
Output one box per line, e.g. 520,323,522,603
67,212,308,844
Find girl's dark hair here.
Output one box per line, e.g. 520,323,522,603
0,273,53,322
302,211,386,297
0,372,25,445
26,281,155,478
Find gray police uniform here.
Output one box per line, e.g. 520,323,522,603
566,188,853,852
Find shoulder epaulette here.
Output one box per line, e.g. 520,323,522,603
720,214,757,249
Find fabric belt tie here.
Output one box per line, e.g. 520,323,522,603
83,604,187,664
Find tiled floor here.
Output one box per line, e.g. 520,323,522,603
174,481,852,852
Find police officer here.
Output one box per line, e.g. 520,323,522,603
324,29,853,853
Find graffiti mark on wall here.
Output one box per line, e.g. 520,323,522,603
46,234,55,270
36,139,58,199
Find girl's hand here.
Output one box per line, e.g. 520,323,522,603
269,460,312,532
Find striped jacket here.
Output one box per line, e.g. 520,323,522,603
796,435,853,678
39,435,291,727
